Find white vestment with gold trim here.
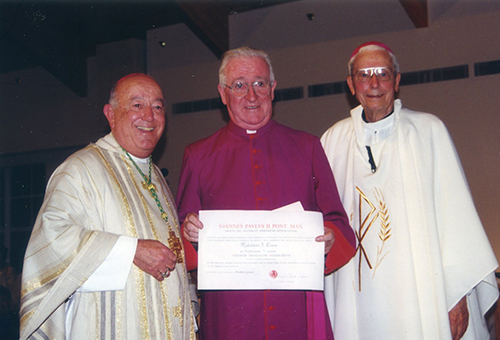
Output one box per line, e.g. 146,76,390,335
321,100,498,340
20,133,196,340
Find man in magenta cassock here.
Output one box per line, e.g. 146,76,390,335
176,46,356,340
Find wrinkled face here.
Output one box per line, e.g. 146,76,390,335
218,56,276,130
103,75,165,158
347,49,401,122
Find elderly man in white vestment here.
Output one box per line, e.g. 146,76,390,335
19,73,197,340
321,42,498,340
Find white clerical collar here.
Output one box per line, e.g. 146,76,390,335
129,153,149,164
363,112,395,146
246,130,257,134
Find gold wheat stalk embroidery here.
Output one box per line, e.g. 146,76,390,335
356,187,377,291
372,189,391,278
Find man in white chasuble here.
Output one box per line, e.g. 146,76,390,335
321,42,498,340
20,74,197,340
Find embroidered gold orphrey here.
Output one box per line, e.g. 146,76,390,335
172,297,183,327
355,186,391,291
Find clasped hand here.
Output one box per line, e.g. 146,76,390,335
133,239,177,281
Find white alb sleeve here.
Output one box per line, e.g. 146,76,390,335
78,236,137,292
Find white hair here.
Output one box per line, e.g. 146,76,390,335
219,46,275,85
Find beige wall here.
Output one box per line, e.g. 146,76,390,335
152,10,500,261
0,39,147,155
0,8,498,262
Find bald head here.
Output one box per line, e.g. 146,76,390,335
103,74,166,158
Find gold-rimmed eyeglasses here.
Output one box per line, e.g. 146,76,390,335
352,67,394,83
224,80,273,98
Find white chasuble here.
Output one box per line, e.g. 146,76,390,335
321,100,498,340
20,133,196,340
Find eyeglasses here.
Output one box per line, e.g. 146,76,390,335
352,67,394,83
224,81,273,98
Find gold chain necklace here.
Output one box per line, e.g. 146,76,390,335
122,149,183,263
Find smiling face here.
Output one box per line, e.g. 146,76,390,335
103,74,165,158
218,56,276,130
347,49,401,122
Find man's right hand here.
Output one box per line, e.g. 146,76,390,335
133,239,176,281
183,212,204,243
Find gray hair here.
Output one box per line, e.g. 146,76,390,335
219,46,275,85
109,83,119,107
348,45,400,75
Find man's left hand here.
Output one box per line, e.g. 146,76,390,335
315,227,335,254
449,296,469,340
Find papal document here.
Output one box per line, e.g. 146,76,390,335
198,209,324,290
